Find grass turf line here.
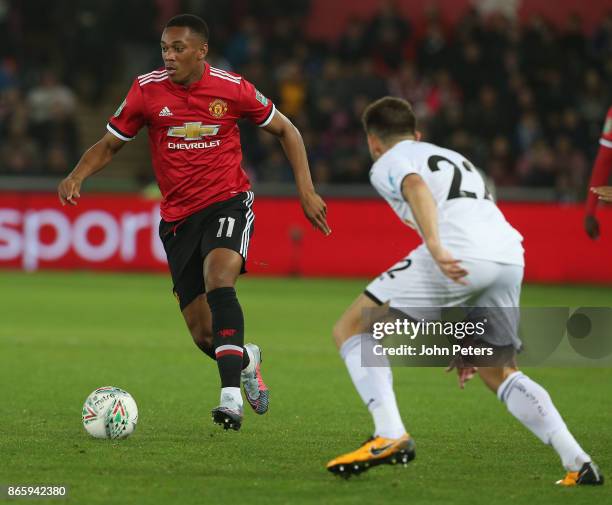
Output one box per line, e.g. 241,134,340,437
0,271,610,505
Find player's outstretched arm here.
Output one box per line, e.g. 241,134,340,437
262,111,331,235
58,133,126,206
401,174,468,284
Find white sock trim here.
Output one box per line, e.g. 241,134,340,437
340,333,391,368
339,334,362,361
497,370,524,402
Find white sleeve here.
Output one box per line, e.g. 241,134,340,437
382,154,421,196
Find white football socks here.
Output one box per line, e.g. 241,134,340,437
220,386,243,408
340,334,406,439
498,371,590,471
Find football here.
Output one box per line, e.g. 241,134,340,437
81,386,138,439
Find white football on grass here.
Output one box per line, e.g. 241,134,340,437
82,386,138,439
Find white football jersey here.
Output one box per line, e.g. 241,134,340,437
370,140,524,266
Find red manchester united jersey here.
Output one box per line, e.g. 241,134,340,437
107,63,275,221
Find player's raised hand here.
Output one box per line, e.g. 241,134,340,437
584,215,600,240
300,190,331,236
58,175,83,206
592,186,612,203
428,244,468,284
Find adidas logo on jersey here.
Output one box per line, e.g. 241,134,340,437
159,107,173,117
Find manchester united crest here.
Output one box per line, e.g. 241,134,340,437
209,98,228,118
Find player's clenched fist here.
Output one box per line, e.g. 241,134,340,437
58,175,82,206
300,190,331,236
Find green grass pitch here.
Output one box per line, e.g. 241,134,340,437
1,271,610,504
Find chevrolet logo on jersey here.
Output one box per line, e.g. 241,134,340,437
167,122,220,141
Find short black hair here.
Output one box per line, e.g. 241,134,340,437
165,14,209,42
362,96,416,140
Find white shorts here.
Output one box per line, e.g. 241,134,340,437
365,245,524,348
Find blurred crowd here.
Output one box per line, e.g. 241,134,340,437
1,0,612,200
230,2,612,201
0,68,79,175
0,0,163,175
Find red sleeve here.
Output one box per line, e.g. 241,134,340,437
601,106,612,144
107,79,146,141
586,106,612,216
586,145,612,215
238,78,275,127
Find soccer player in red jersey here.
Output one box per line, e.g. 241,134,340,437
58,14,330,431
585,105,612,239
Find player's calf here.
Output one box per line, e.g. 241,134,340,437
493,370,602,485
332,293,385,349
206,284,251,431
191,329,216,360
181,295,252,370
182,294,217,361
477,365,518,393
208,287,245,385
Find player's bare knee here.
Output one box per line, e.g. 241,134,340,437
203,249,242,292
205,272,236,292
204,259,242,291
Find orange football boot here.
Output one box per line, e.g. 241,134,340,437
327,434,415,477
556,462,604,486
